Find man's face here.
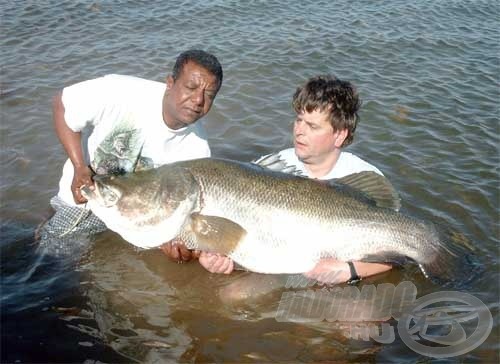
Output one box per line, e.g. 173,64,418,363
163,61,219,129
293,108,346,165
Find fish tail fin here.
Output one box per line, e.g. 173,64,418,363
419,224,481,287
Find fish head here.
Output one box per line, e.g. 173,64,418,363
82,170,166,210
81,166,200,248
81,174,124,207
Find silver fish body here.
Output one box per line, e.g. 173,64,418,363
82,158,474,281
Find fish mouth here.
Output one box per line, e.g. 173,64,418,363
81,177,108,200
80,185,96,200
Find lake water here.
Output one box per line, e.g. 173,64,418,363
1,1,499,363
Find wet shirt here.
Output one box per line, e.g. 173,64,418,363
56,74,211,207
275,148,384,179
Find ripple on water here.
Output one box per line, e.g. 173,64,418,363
1,0,498,362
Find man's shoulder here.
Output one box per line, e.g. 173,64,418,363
187,122,209,142
167,123,211,159
335,151,384,177
277,148,299,163
101,74,164,88
65,74,163,91
169,122,210,152
261,148,302,168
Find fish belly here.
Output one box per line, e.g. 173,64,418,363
229,233,321,274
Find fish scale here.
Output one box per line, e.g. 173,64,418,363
82,157,475,282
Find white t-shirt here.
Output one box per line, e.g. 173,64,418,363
276,148,383,179
56,74,211,207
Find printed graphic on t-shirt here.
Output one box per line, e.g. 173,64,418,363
91,119,153,175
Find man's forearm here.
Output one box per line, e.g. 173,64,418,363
305,259,392,284
352,261,392,279
53,92,85,168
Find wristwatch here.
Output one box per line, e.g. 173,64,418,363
347,261,362,285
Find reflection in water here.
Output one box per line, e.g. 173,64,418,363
76,231,452,362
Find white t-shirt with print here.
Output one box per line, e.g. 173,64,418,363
276,148,383,179
56,74,211,207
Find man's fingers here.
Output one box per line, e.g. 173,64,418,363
212,256,226,272
72,188,88,204
201,253,233,274
158,240,198,263
160,243,180,260
223,259,234,274
178,244,193,261
199,252,217,272
170,245,181,260
84,181,95,190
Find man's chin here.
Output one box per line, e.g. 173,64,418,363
173,117,197,129
294,151,308,163
182,115,201,126
294,145,307,159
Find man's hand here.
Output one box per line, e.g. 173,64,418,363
199,252,234,274
160,239,200,263
160,240,233,274
304,258,351,284
71,165,95,204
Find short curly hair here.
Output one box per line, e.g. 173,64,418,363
292,75,361,147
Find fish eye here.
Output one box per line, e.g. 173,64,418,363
101,185,122,207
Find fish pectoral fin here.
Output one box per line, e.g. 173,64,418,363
185,213,247,255
329,172,401,211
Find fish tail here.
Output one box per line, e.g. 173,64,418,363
418,224,481,286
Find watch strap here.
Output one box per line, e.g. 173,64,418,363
347,261,362,285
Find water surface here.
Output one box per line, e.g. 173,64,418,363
1,1,499,362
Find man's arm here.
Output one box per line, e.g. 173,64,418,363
198,256,392,280
304,259,392,284
160,240,391,280
191,253,392,281
53,92,94,204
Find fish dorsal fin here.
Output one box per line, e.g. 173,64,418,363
180,213,247,255
251,152,305,177
333,172,401,211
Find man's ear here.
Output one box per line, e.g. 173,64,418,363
333,129,348,148
166,75,174,89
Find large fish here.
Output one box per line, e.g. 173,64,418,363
81,157,474,282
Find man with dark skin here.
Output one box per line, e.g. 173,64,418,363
39,50,223,249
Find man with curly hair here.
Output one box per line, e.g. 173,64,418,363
165,75,393,285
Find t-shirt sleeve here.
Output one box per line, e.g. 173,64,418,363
61,76,110,131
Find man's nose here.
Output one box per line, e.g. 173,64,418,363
192,89,204,106
294,120,303,135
